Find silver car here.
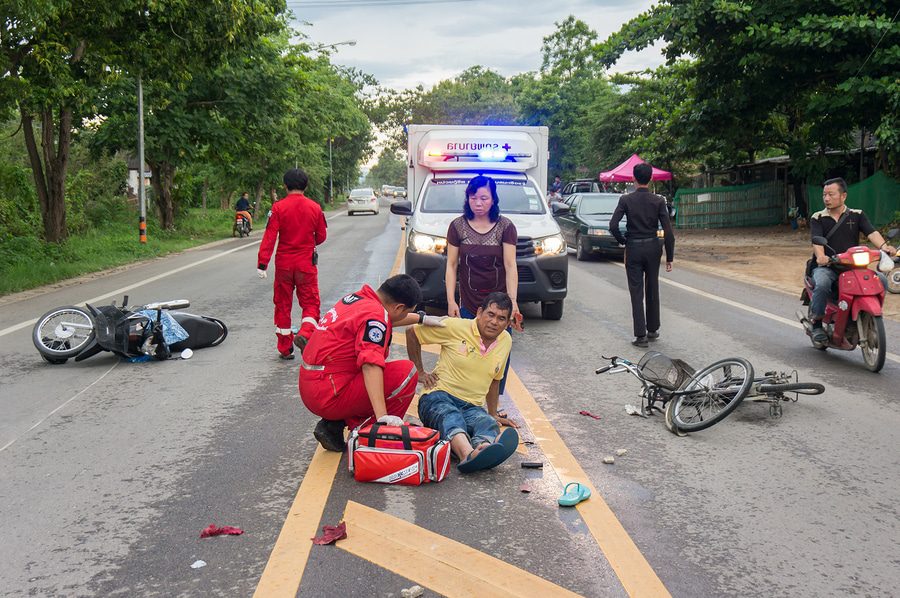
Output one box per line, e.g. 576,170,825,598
347,187,379,216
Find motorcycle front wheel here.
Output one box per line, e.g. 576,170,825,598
32,306,96,359
887,269,900,294
858,312,886,373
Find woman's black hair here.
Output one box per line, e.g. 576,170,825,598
463,175,500,222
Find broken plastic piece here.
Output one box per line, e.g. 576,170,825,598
519,483,532,493
312,521,347,545
200,524,243,538
521,461,543,469
624,404,642,416
616,448,628,456
579,410,601,420
602,456,615,464
190,560,207,569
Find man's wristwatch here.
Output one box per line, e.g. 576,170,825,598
417,310,426,324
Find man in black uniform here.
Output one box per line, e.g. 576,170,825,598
609,163,675,347
808,177,896,343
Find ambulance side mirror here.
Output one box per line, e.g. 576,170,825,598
390,200,413,216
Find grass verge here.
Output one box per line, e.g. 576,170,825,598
0,209,236,297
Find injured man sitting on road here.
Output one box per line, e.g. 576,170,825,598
406,292,519,473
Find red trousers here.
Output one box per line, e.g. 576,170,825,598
273,267,320,355
299,360,418,429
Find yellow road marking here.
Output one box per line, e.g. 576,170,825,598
505,369,671,598
339,501,582,598
253,447,343,598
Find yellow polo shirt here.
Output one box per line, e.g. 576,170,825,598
413,318,511,406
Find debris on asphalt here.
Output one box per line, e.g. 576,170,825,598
521,461,543,469
190,560,207,569
616,449,628,457
578,410,602,420
200,524,243,538
401,585,425,598
624,404,642,416
312,522,347,545
602,456,615,464
519,483,532,493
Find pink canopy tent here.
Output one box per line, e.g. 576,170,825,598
598,154,672,182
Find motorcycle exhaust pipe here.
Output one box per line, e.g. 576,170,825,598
795,309,812,333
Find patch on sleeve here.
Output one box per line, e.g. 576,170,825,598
363,320,387,346
342,293,362,305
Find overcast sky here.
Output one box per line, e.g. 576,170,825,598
287,0,664,90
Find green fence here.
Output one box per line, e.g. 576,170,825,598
674,181,784,229
807,171,899,227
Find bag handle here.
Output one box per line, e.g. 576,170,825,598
400,424,412,450
367,422,380,447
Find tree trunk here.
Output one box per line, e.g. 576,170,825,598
253,179,265,215
202,177,208,211
21,107,72,243
149,161,176,230
223,190,235,211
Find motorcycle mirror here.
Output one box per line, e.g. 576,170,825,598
811,235,829,246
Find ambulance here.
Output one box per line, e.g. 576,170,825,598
390,125,568,320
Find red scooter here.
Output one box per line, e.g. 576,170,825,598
798,236,893,372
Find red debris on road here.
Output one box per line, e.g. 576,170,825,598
312,522,347,545
579,410,602,420
200,524,244,538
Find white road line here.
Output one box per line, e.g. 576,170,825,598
612,263,900,365
0,361,119,453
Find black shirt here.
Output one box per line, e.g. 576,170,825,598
236,197,251,211
609,188,675,261
809,208,875,255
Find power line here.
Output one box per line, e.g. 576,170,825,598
851,7,900,80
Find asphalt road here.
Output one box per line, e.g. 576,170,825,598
1,202,898,597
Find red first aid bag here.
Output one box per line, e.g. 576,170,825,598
347,422,451,485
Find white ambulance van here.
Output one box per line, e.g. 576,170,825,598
390,124,569,320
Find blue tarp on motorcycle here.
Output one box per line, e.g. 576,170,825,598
137,310,190,345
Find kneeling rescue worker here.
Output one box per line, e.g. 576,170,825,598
298,274,446,451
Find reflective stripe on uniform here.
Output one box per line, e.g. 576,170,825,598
386,364,417,400
275,327,293,335
299,355,325,371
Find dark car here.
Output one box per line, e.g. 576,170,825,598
554,193,665,261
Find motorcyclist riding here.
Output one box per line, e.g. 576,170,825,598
808,177,896,344
235,192,253,231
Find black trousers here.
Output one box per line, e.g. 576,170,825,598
624,240,662,337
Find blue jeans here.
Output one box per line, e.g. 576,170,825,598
459,305,511,394
418,390,499,448
810,267,838,319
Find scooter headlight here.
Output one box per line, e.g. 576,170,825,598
851,252,871,267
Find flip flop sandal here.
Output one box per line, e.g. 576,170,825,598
558,482,592,507
495,427,519,455
457,443,507,473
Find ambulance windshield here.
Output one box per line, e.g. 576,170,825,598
421,178,546,214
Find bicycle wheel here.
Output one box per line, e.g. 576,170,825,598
671,358,753,432
757,382,824,395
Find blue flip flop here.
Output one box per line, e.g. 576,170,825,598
457,443,507,473
558,482,592,507
495,427,519,455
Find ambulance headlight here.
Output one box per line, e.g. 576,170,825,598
409,231,447,254
534,234,566,256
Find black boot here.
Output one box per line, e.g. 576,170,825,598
314,418,346,452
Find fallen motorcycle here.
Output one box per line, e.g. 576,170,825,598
32,296,227,364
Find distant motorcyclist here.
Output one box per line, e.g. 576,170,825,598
235,192,253,230
808,177,896,343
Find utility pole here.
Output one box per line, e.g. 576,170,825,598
137,76,147,244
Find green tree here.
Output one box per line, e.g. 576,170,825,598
365,150,406,188
597,1,900,176
0,0,283,241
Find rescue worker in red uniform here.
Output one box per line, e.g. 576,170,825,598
257,168,327,359
299,274,445,451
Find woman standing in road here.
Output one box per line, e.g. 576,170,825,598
445,175,523,394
